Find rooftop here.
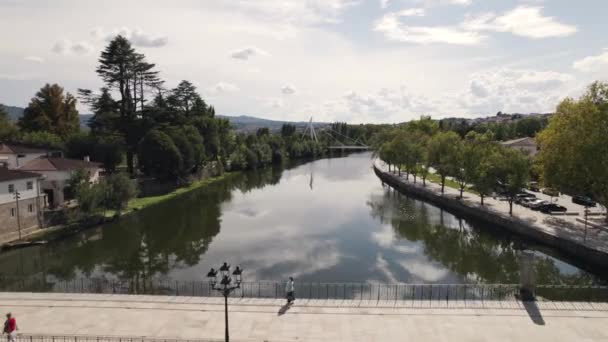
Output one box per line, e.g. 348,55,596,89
0,143,53,155
0,167,41,182
19,157,102,172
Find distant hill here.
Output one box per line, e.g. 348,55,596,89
218,115,328,132
1,105,324,133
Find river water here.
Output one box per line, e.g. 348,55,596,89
0,152,604,285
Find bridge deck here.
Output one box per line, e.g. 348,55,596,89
2,292,608,341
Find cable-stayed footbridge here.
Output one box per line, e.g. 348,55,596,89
301,117,370,151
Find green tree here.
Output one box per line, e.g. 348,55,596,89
496,148,529,215
19,84,80,139
18,131,65,150
428,131,461,193
537,83,608,220
95,35,159,174
102,173,138,213
138,130,183,180
0,104,18,140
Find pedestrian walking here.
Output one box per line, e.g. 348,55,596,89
3,313,17,342
285,277,295,305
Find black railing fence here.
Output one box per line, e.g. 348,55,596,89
0,276,607,302
13,335,224,342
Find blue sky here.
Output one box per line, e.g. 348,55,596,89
1,0,607,123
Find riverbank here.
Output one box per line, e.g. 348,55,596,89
1,172,235,248
373,161,608,269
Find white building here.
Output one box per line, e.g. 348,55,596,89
0,167,45,239
0,143,56,169
19,157,102,207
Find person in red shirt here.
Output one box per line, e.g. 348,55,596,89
3,313,17,342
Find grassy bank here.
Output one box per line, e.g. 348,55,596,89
105,173,233,217
11,173,233,245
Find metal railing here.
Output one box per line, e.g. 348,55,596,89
14,335,225,342
0,276,607,302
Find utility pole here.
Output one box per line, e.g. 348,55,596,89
14,190,21,240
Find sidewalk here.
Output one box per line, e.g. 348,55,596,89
2,293,608,341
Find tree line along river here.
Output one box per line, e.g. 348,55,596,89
0,152,605,286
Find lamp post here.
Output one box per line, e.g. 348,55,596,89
207,263,243,342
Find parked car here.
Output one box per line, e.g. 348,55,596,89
520,198,537,208
528,182,540,192
541,188,560,196
528,199,550,210
572,195,597,207
539,203,568,213
515,193,536,204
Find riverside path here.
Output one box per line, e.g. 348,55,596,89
2,292,608,341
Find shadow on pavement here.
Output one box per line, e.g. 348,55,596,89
523,301,546,325
278,303,292,316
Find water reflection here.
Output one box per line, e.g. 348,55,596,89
0,153,604,286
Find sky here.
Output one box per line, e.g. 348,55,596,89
1,0,607,124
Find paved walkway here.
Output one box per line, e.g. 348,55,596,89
2,293,608,341
375,161,608,254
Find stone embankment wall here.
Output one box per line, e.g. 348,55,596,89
373,165,608,269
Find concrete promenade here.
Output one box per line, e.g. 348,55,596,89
2,293,608,341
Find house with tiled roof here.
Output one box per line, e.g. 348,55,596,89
19,157,102,207
0,143,58,169
0,166,46,240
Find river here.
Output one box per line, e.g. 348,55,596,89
0,152,605,285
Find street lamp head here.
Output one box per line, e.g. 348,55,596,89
206,268,218,286
219,262,230,278
232,266,243,284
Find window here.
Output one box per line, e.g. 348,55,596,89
8,184,14,193
10,208,15,217
27,181,33,190
17,154,26,158
28,204,34,213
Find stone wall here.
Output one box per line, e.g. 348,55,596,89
373,165,608,269
0,196,42,236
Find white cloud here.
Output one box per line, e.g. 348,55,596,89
463,6,577,39
23,56,44,63
281,85,297,95
221,0,361,25
231,47,270,60
380,0,391,9
374,13,483,44
376,6,576,45
209,82,240,93
573,49,608,72
461,68,573,115
52,39,93,55
470,80,489,98
397,8,426,17
94,27,168,47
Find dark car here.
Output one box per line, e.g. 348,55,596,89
572,195,597,207
539,203,568,213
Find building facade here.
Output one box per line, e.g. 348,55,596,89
0,168,45,238
19,157,102,208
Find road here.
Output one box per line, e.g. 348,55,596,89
2,292,608,342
